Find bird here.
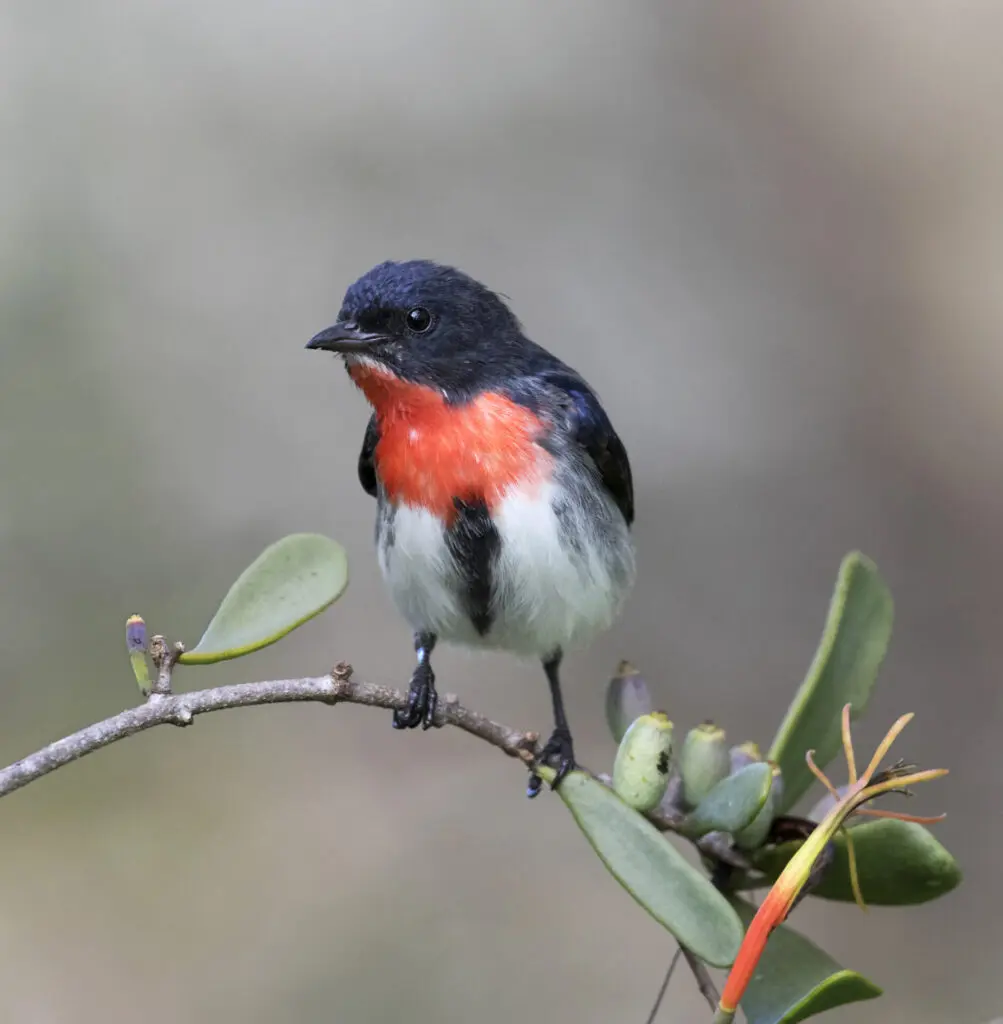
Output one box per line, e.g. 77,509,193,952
306,260,636,795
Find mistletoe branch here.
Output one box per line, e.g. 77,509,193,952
0,659,542,800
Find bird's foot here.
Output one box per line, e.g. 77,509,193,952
392,660,438,730
526,726,576,798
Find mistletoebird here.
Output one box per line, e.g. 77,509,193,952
307,260,636,795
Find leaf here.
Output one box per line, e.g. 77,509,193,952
556,771,743,967
768,553,893,812
681,762,774,839
729,896,881,1023
179,533,349,665
750,818,962,905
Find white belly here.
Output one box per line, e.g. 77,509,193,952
376,480,636,657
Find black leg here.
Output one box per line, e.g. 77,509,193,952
527,650,577,797
393,631,439,730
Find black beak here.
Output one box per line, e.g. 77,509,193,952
306,321,389,353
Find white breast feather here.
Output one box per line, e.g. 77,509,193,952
377,479,635,658
490,479,635,655
378,504,469,641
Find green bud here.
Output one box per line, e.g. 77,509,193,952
729,740,762,774
611,711,674,812
734,762,781,851
604,660,653,744
679,722,730,808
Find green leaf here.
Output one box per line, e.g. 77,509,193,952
681,762,773,838
750,818,962,905
179,533,349,665
729,896,881,1023
556,771,743,967
768,552,893,812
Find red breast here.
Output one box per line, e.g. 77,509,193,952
349,362,552,524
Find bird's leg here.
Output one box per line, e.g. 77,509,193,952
393,631,439,730
527,651,577,797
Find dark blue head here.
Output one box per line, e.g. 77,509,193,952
306,260,532,394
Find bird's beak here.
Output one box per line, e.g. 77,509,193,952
305,321,389,353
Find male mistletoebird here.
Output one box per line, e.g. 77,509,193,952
306,260,636,795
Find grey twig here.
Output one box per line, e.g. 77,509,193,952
681,946,720,1010
0,659,695,849
643,944,721,1023
148,635,183,696
0,664,541,800
644,946,683,1024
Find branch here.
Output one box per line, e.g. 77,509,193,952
681,946,721,1010
0,652,692,846
0,662,541,800
642,945,720,1024
0,648,727,1021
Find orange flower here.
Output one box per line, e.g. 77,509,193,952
715,705,947,1022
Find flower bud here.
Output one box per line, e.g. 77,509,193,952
126,615,147,653
612,711,674,812
679,722,730,808
604,660,653,744
729,740,762,774
125,615,151,694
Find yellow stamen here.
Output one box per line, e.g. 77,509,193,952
861,712,914,783
843,825,866,911
841,704,857,785
855,807,947,824
805,749,842,801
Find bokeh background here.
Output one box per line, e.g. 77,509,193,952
2,2,1001,1021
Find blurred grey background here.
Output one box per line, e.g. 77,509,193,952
2,2,1001,1022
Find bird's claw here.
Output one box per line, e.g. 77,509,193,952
392,661,438,730
526,726,576,798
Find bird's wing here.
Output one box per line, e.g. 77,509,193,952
508,368,634,527
357,413,379,498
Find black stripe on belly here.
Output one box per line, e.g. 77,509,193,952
447,497,500,636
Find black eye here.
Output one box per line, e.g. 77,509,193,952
406,307,432,333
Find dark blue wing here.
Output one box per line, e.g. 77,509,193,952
562,378,634,527
358,413,379,498
505,368,634,527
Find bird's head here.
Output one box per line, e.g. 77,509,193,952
306,260,525,397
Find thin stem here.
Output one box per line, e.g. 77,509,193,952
644,947,682,1024
643,944,718,1024
682,947,720,1011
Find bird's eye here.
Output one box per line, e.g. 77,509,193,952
406,307,432,333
